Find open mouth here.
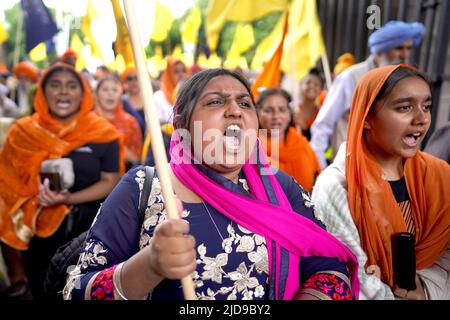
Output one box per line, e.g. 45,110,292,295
56,99,71,109
224,124,242,151
402,132,422,147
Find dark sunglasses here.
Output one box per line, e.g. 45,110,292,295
126,75,138,81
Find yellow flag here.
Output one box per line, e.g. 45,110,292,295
81,0,104,61
0,21,8,44
29,42,46,62
70,34,86,71
151,0,173,42
207,52,222,68
147,46,166,78
111,54,126,74
110,0,134,67
181,6,201,46
197,53,209,69
206,0,288,51
198,52,221,69
251,13,286,71
280,0,325,80
229,24,255,55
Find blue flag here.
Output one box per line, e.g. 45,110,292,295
20,0,59,53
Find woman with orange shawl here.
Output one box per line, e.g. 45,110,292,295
0,63,124,298
312,65,449,299
95,75,142,170
153,57,187,124
257,88,321,193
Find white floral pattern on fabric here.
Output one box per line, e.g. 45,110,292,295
193,220,269,300
139,176,191,249
302,191,314,208
63,239,109,300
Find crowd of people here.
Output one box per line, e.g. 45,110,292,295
0,20,448,301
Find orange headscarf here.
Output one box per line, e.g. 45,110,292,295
0,63,124,250
346,65,450,287
160,58,186,105
333,53,355,77
263,127,321,192
96,99,142,159
13,62,38,83
61,49,78,65
120,67,136,83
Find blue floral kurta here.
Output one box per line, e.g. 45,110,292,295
64,166,352,300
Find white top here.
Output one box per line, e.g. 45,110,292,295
0,94,19,118
312,143,450,300
310,55,376,168
153,90,174,124
311,143,395,300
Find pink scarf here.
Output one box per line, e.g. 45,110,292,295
169,131,359,299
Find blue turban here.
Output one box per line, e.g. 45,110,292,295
368,21,425,54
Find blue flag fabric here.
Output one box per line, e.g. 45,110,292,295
20,0,58,53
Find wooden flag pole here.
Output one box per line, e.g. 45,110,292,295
122,0,197,300
320,53,332,89
11,12,24,102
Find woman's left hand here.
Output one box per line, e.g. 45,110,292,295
393,275,427,300
38,178,71,207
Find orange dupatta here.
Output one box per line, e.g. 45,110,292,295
160,58,185,105
345,65,450,287
96,100,142,158
263,127,321,192
0,63,125,250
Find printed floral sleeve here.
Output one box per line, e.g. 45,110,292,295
63,167,146,300
297,271,353,300
63,238,116,300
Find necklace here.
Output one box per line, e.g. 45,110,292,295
202,201,233,254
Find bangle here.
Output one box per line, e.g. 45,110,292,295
113,262,128,300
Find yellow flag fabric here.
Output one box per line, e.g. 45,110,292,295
207,52,222,68
0,21,8,44
109,54,126,74
181,5,201,46
147,46,166,78
206,0,288,51
280,0,325,80
81,0,104,61
171,45,187,65
198,53,222,69
224,23,254,69
251,12,288,100
251,13,286,71
110,0,134,67
151,0,173,42
29,42,46,62
70,34,86,71
229,24,255,54
197,53,209,69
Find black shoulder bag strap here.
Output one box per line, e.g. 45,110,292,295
138,166,155,225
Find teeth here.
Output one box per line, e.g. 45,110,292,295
227,125,241,131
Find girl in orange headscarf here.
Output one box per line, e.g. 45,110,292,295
257,88,321,193
0,63,124,298
312,65,449,300
95,75,142,169
153,57,187,124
